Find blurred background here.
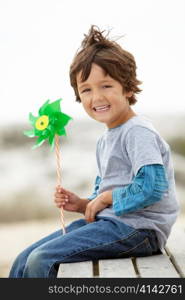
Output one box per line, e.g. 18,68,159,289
0,0,185,277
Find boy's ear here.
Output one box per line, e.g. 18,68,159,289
126,91,133,98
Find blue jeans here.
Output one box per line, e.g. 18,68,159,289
9,216,160,278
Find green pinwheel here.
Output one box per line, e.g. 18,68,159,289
24,98,72,149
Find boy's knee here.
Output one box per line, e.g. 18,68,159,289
27,249,44,266
23,249,45,277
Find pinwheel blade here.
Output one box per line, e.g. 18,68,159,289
29,113,37,125
57,127,66,136
48,98,62,113
38,99,50,115
24,130,35,137
32,136,46,149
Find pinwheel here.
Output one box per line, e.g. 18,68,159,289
24,98,72,149
24,98,72,234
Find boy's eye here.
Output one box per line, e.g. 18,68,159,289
103,85,112,88
81,85,112,93
82,88,91,93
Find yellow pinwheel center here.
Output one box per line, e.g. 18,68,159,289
35,115,49,131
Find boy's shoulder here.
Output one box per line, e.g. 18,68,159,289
122,115,168,145
124,115,157,133
122,116,170,152
97,115,165,147
111,115,158,137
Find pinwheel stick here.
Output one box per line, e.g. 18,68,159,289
55,134,66,234
24,99,72,234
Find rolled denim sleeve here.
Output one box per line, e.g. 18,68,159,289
87,176,101,200
112,164,169,216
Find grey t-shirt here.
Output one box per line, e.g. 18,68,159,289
96,115,180,249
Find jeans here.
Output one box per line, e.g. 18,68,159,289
9,216,160,278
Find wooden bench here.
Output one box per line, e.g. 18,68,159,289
57,223,185,278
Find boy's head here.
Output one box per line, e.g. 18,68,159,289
70,25,142,105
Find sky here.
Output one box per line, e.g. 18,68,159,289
0,0,185,125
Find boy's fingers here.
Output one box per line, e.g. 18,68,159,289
55,192,69,198
56,187,71,196
60,187,73,196
85,207,92,223
54,193,62,198
55,199,68,206
84,208,88,222
85,203,96,223
55,197,69,203
88,211,94,223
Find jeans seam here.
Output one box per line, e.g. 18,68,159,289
118,237,152,256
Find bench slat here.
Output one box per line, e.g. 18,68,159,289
165,227,185,277
136,253,180,278
57,261,93,278
98,258,137,278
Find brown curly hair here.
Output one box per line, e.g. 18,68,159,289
70,25,142,105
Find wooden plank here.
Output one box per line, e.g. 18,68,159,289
98,258,137,278
136,254,180,278
57,261,93,278
165,226,185,277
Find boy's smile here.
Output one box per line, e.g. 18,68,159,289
93,104,110,113
77,63,136,128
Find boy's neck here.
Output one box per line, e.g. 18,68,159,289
107,108,137,129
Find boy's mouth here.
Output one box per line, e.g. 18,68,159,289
93,105,111,112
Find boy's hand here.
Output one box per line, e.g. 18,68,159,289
85,190,112,223
54,186,81,213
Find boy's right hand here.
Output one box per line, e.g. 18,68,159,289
54,186,81,212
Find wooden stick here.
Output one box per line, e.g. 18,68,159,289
55,134,66,234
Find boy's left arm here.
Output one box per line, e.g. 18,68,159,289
85,164,169,222
112,164,169,216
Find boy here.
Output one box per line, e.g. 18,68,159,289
9,25,179,278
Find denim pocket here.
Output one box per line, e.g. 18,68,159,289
117,237,153,258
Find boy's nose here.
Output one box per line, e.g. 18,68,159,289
92,91,104,102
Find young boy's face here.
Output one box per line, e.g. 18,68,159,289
76,63,134,128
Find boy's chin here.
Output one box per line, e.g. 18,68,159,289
92,115,109,125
